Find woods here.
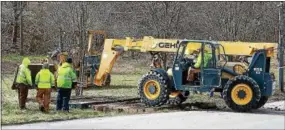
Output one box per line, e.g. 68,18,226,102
1,1,284,55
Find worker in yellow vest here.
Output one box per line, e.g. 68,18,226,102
35,63,55,113
187,46,212,82
56,57,77,112
54,52,68,88
16,57,33,110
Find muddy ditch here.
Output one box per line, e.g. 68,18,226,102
24,94,284,115
92,100,221,114
68,95,221,113
25,95,137,104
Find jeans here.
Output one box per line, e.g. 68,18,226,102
56,88,71,111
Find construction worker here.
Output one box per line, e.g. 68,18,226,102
56,57,77,112
15,57,32,110
55,51,68,70
35,63,55,113
187,46,212,82
54,51,68,90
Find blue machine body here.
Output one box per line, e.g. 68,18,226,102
83,55,101,86
152,40,274,96
247,50,273,96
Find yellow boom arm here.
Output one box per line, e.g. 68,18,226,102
89,34,277,86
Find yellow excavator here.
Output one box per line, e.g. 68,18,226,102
86,30,275,85
83,30,279,111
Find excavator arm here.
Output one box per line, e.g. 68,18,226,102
87,31,277,86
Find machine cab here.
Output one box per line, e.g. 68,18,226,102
172,40,226,92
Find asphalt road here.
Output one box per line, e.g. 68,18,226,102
2,110,285,129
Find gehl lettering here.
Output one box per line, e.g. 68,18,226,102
158,42,179,48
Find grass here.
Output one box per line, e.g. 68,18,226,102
1,54,151,125
1,72,221,125
84,74,141,98
2,54,47,63
1,74,142,125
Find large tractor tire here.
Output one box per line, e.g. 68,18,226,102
223,75,261,112
252,96,269,109
167,91,189,106
138,71,170,107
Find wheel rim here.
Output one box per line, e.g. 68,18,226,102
143,80,161,100
231,84,253,105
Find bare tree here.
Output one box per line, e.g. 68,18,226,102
1,1,282,56
11,1,26,53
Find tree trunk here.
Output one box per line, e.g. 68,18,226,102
77,2,88,96
20,2,24,55
12,2,19,53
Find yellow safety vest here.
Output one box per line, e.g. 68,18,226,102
57,63,76,88
35,69,55,88
16,58,32,86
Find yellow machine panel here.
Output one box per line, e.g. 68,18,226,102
102,37,276,56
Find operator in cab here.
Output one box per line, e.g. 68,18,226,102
187,45,212,83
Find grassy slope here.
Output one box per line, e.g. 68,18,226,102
1,55,148,125
1,74,141,125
